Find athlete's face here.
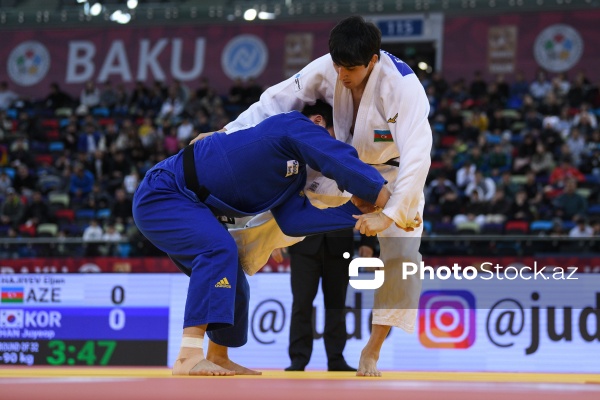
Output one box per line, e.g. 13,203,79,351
333,55,378,90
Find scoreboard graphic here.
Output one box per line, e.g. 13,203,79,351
0,274,170,366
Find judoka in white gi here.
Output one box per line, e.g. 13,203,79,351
192,16,432,376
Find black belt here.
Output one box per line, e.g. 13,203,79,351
369,158,399,167
183,145,235,225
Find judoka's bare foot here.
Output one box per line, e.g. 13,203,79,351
207,339,262,375
208,354,262,375
356,348,381,377
173,354,234,376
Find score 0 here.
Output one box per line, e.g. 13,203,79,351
110,285,125,331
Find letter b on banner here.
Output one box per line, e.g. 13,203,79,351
349,258,385,290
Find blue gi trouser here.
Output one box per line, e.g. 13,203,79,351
133,169,363,348
133,168,249,346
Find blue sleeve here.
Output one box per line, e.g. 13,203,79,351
285,116,386,204
271,191,361,237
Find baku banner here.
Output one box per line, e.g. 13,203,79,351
0,22,334,98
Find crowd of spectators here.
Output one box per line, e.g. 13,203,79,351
421,68,600,239
0,76,261,258
0,66,599,259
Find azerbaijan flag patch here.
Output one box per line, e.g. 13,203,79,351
374,130,393,142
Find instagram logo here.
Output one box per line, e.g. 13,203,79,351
418,290,476,349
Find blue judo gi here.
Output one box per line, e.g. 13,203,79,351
132,111,386,347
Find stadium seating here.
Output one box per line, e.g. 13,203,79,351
37,223,59,237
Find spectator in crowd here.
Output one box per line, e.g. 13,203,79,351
228,77,245,106
111,188,133,225
102,222,123,256
243,77,263,106
77,123,105,154
529,70,552,103
177,116,195,144
469,70,488,101
567,74,587,108
105,150,131,192
569,217,594,238
69,162,95,200
552,72,571,98
158,86,184,121
496,171,519,201
426,172,458,205
123,168,140,195
592,220,600,237
9,137,35,169
85,183,112,211
82,218,103,256
138,117,158,148
484,189,512,224
43,82,74,111
456,159,476,191
439,191,461,222
510,71,530,101
24,191,50,226
0,171,12,196
553,178,587,221
1,188,25,229
99,81,118,110
195,77,210,99
12,164,37,198
549,156,585,189
509,190,535,221
0,227,21,258
0,81,19,111
572,103,597,135
79,81,101,112
163,125,180,155
566,127,586,167
465,170,496,201
530,142,555,176
453,190,488,226
487,143,511,173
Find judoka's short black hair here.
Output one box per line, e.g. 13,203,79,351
329,15,381,68
301,100,333,128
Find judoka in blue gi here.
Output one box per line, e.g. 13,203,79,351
132,101,391,376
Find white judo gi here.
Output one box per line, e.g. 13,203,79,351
227,52,432,333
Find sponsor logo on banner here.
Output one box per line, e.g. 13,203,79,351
1,287,24,303
488,25,518,74
419,290,476,349
221,35,268,80
534,24,583,73
7,41,51,86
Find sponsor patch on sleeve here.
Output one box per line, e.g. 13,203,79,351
293,73,303,92
286,160,300,177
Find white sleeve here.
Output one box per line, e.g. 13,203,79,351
224,54,336,132
380,75,432,227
